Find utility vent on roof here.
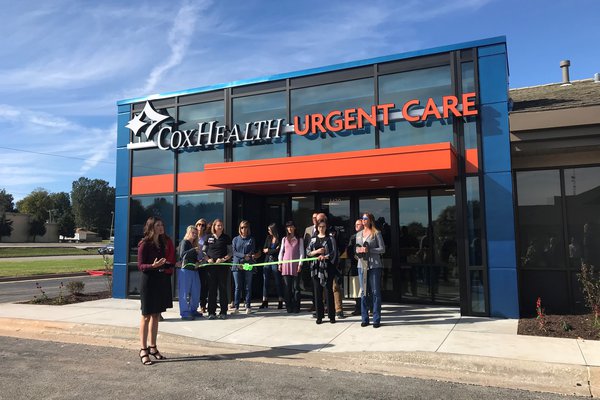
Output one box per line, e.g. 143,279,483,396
560,60,571,86
594,73,600,83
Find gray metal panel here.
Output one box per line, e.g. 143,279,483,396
232,80,286,96
378,53,450,75
178,90,224,105
290,66,373,89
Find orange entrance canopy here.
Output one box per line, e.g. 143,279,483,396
199,142,459,194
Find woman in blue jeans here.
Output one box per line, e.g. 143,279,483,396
260,223,283,309
356,212,385,328
231,220,259,314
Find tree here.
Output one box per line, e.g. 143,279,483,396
0,213,13,242
16,188,53,222
29,217,46,242
0,189,15,213
71,178,115,237
49,192,76,237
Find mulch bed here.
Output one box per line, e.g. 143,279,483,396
22,291,111,306
518,313,600,340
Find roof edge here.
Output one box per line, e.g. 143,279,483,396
117,36,506,106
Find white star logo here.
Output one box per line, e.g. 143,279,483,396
126,101,171,140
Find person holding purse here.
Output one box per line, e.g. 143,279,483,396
356,212,385,328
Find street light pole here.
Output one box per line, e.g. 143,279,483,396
110,211,115,242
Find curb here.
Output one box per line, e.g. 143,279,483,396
0,272,91,283
0,317,595,397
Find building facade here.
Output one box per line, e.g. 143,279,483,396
114,36,519,318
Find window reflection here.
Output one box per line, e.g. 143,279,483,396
291,78,375,156
379,66,454,148
178,101,225,173
177,192,224,242
466,176,483,266
232,92,287,161
516,170,564,268
132,148,174,177
461,62,478,150
431,190,459,304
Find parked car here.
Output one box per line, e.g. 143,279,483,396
97,244,114,255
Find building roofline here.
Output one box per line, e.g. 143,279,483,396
510,78,594,92
117,36,506,106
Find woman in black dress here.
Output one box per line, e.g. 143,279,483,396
306,219,338,324
137,216,175,365
202,218,232,319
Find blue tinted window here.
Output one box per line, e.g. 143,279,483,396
129,195,174,262
291,78,375,156
177,192,224,242
232,92,287,161
379,66,453,148
462,62,478,150
132,148,174,177
178,101,225,173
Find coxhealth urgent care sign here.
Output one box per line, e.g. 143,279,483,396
126,93,478,150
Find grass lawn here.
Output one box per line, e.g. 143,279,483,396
0,247,95,258
0,258,110,277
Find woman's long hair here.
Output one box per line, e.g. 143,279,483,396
238,220,251,236
285,221,299,239
183,225,198,247
268,223,279,240
211,218,224,235
362,212,379,236
140,216,170,247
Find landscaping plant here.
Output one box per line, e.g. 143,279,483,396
577,263,600,325
536,297,546,331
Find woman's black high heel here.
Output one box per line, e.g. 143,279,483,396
139,348,153,365
148,345,166,360
259,300,268,309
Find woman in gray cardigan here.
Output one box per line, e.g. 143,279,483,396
355,212,385,328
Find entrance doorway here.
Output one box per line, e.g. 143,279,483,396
233,187,460,306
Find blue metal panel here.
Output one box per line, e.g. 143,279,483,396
489,268,519,318
117,112,131,148
480,103,511,173
112,263,127,299
115,148,130,197
118,104,130,114
478,54,508,105
117,36,506,105
478,44,506,57
114,196,129,265
484,171,518,317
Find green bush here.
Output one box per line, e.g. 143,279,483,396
66,281,85,295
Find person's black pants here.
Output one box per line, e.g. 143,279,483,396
207,265,229,316
198,268,208,310
282,275,301,313
312,266,336,321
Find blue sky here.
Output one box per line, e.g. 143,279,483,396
1,0,598,202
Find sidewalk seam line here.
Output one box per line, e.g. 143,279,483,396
213,315,266,342
317,322,354,352
435,316,460,353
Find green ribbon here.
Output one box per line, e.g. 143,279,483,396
193,257,319,271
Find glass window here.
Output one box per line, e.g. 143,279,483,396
466,176,483,266
469,270,485,313
398,192,430,300
291,78,375,156
379,66,454,148
292,195,315,235
461,62,478,150
321,196,351,248
232,92,287,161
128,196,174,263
132,148,174,177
431,190,458,304
178,101,225,173
516,170,565,269
564,166,600,268
177,192,224,242
359,196,392,291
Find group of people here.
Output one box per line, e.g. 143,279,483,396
136,211,385,365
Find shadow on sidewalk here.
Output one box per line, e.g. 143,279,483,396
155,344,332,364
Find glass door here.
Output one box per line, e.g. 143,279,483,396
398,191,431,302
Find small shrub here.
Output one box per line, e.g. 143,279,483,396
102,254,113,296
561,320,573,332
66,281,85,295
55,282,66,305
536,297,546,331
31,282,49,304
577,263,600,324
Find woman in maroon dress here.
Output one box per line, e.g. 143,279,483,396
137,216,175,365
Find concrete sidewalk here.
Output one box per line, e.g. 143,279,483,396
0,299,599,397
